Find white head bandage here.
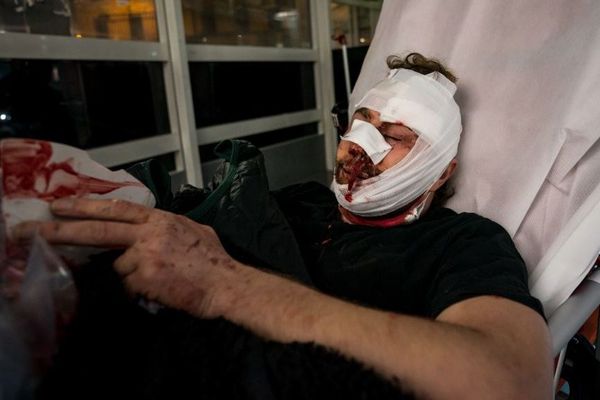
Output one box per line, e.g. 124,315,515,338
332,68,462,217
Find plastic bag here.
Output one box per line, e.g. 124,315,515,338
0,234,77,400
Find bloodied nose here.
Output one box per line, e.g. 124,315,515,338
340,119,392,165
335,142,381,199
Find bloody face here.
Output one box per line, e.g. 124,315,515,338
334,142,381,191
334,109,419,195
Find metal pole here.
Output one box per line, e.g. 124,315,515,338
161,0,204,187
553,346,567,399
335,33,352,101
311,0,336,172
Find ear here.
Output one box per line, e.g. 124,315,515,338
430,159,458,192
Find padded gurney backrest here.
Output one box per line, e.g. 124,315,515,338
350,0,600,316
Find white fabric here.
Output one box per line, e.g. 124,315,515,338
529,182,600,314
356,69,460,145
353,0,600,316
341,119,391,164
333,68,461,217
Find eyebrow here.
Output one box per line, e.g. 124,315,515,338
381,122,417,135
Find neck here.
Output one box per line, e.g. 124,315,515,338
339,192,434,227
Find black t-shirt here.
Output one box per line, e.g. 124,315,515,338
274,182,545,319
38,179,543,400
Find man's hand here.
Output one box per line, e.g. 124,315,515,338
12,198,242,319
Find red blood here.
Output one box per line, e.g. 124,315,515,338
0,139,143,201
344,148,370,201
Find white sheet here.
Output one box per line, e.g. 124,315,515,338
351,0,600,316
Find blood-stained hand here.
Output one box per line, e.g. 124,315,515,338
11,198,243,319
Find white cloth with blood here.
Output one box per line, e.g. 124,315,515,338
340,119,392,164
332,68,462,217
0,139,156,264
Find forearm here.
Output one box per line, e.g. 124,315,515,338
208,263,552,400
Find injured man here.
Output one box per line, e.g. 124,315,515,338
11,53,553,400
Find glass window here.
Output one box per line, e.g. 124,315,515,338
199,123,318,162
0,59,169,149
189,61,315,127
0,0,158,41
332,45,369,103
331,2,380,48
182,0,311,48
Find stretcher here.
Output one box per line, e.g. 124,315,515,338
349,1,600,397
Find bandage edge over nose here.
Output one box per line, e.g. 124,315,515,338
341,119,392,165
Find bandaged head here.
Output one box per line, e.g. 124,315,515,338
332,68,462,217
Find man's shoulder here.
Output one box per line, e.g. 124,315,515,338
419,208,521,261
429,207,511,237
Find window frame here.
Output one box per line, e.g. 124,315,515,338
0,0,341,188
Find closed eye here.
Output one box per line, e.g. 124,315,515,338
382,134,416,147
382,134,402,144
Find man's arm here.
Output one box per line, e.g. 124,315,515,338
224,265,553,400
13,198,554,400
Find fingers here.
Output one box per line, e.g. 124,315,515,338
114,246,141,276
50,198,152,224
116,248,161,303
12,220,139,248
11,198,156,247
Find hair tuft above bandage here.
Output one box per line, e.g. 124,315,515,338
332,68,462,217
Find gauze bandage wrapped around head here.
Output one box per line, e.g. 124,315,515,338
332,68,462,217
